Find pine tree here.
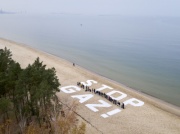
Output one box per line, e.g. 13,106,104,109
0,47,13,97
15,57,60,128
0,97,11,121
0,48,86,133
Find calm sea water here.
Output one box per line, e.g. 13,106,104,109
0,14,180,107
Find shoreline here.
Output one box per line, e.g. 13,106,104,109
1,37,179,115
75,60,180,115
0,37,180,134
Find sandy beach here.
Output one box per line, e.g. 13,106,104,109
0,38,180,134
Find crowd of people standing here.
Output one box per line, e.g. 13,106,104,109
77,82,125,109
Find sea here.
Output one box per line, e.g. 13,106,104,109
0,13,180,107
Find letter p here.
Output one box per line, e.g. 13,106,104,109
123,98,144,107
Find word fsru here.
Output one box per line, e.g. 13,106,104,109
60,80,144,118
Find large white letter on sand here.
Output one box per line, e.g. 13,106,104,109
106,90,127,100
60,86,81,93
86,100,111,112
71,94,93,103
96,84,113,91
123,98,144,107
81,80,97,86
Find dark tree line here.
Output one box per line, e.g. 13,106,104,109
0,47,86,134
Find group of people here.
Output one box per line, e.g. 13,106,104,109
77,82,125,109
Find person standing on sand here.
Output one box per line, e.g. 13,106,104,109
121,103,125,109
73,63,75,66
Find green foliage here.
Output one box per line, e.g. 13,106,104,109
0,47,12,73
15,57,60,118
0,47,13,97
0,97,11,124
0,47,86,134
0,97,11,114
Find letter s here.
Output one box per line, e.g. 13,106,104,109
81,80,97,86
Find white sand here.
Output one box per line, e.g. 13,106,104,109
0,38,180,134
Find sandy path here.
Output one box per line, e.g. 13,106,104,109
0,38,180,134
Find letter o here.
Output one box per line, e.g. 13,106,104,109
106,90,127,100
